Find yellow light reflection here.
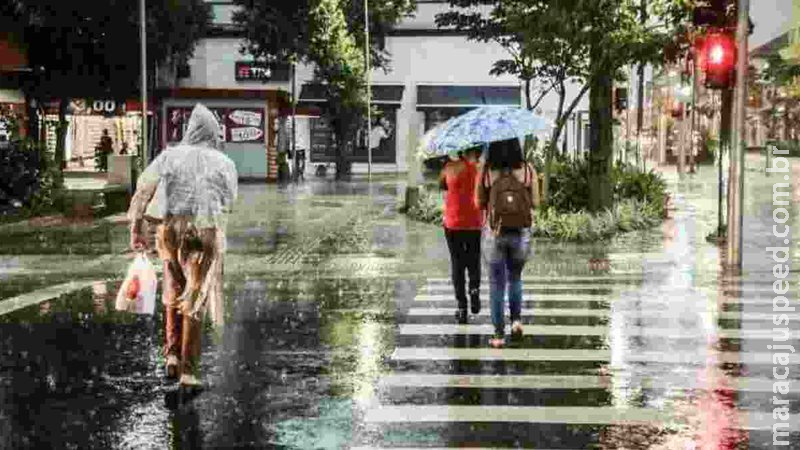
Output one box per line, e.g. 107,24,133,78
352,318,382,407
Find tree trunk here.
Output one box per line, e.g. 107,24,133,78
525,78,532,110
24,96,40,143
332,113,356,181
543,82,567,206
588,72,614,212
550,84,590,152
54,98,69,188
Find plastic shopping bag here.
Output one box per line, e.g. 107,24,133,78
115,252,157,315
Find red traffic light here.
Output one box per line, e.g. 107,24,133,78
702,32,736,89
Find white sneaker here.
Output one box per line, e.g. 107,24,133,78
179,373,201,387
511,321,523,336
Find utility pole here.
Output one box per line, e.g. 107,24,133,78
679,92,686,175
140,0,148,166
719,89,732,239
364,0,372,180
690,46,699,173
291,60,298,181
636,0,647,170
726,0,749,267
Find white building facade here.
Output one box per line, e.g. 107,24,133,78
166,0,595,179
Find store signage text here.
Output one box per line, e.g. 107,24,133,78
236,61,273,81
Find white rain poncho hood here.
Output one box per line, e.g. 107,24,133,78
138,104,238,228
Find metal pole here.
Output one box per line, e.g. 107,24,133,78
718,91,725,238
364,0,372,180
292,61,298,181
140,0,147,165
690,47,699,173
636,0,646,170
626,66,632,165
721,88,733,238
727,0,749,267
679,92,686,175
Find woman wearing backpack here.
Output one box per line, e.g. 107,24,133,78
476,138,540,347
439,146,484,324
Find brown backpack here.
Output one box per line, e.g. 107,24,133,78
484,165,533,231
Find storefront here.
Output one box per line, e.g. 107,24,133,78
158,88,289,180
0,90,25,143
0,32,29,143
415,85,522,132
297,83,405,168
56,98,153,171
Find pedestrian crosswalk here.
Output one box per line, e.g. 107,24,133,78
355,275,800,448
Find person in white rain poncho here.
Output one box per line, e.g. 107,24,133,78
127,103,237,389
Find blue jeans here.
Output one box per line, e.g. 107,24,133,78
482,228,531,335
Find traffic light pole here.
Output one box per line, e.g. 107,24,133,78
726,0,749,268
636,0,646,171
719,88,733,239
690,51,699,173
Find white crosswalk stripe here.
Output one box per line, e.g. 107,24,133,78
390,347,800,365
360,276,800,447
376,373,797,392
405,307,800,322
396,323,800,340
415,292,791,304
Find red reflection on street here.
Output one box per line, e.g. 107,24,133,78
694,360,747,449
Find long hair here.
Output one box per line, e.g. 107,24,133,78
458,145,482,161
486,138,523,170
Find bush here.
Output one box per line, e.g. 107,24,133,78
404,158,667,241
611,161,667,210
0,138,61,215
546,153,591,213
532,198,662,241
406,186,444,226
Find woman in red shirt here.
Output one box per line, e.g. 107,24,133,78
439,146,484,324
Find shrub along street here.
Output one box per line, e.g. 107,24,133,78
405,158,668,242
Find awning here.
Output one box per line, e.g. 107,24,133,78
416,85,521,108
298,83,404,104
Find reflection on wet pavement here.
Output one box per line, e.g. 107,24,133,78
1,170,800,448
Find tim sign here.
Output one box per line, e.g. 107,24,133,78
235,61,273,81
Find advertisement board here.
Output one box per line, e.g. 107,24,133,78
166,107,265,143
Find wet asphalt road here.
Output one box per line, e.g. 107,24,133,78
1,160,800,449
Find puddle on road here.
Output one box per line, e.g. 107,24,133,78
0,275,405,448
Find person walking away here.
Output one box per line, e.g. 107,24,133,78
127,103,237,390
476,138,539,347
440,146,484,324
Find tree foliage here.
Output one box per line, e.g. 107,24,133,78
8,0,211,185
233,0,415,178
17,0,210,99
436,0,690,210
307,0,368,178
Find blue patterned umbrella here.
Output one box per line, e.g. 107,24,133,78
418,106,552,160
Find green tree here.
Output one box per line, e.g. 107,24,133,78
233,0,415,179
13,0,211,185
559,0,690,211
758,53,800,142
307,0,368,179
438,0,689,210
436,0,590,204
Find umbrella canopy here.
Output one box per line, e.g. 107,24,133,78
418,106,552,160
